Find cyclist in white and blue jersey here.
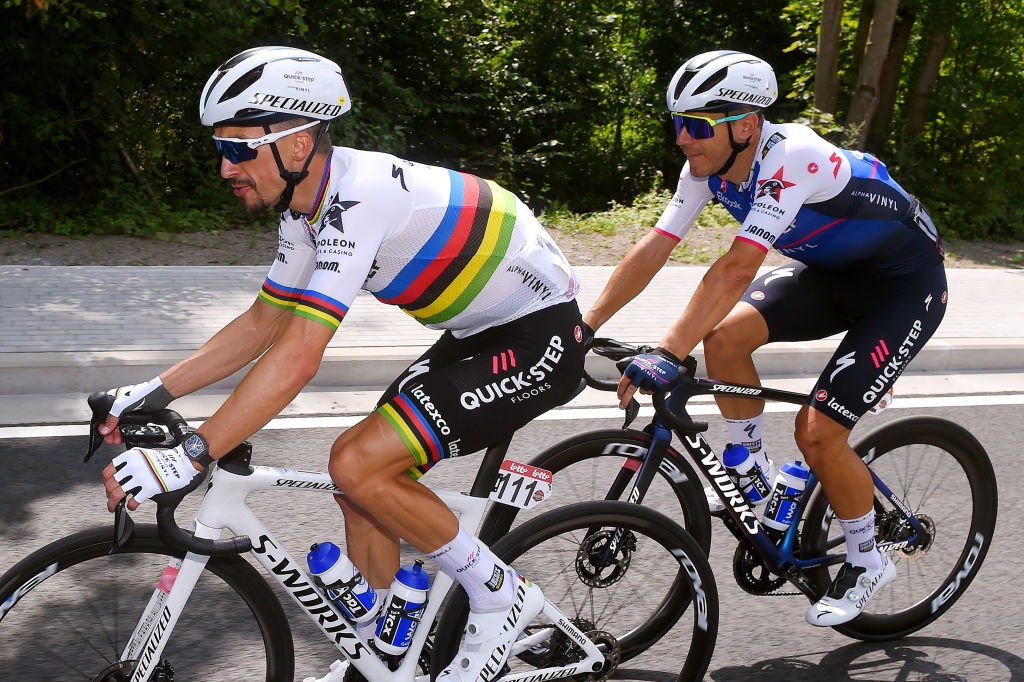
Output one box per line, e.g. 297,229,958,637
97,47,586,682
583,50,946,627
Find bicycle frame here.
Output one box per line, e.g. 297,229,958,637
123,441,605,682
621,375,932,601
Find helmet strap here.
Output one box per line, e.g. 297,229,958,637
265,123,327,214
715,121,752,178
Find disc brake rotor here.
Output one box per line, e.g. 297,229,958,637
575,529,636,588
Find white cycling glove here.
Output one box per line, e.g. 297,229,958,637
112,443,205,506
107,376,175,418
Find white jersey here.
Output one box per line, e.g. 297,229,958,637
259,147,579,337
655,121,939,274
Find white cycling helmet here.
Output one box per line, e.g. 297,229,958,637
666,50,777,113
200,46,351,127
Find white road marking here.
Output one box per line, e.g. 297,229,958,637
3,394,1023,440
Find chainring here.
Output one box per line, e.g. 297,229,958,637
733,540,786,595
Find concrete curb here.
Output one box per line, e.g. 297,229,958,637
3,338,1022,397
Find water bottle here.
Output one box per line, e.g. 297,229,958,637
722,442,774,506
306,541,380,623
763,461,810,533
375,560,430,655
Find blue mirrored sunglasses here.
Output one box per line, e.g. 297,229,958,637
671,110,759,139
212,120,321,164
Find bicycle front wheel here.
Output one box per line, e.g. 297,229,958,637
432,500,718,682
801,416,997,641
479,430,713,554
0,524,294,681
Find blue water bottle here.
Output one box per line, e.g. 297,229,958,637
763,461,810,533
375,560,430,655
722,443,773,505
307,542,380,623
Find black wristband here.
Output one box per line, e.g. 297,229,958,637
181,431,215,467
652,346,684,366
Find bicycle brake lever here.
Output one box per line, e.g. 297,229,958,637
622,397,640,429
109,498,135,555
85,391,115,463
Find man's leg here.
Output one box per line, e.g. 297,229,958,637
796,405,895,626
702,303,774,508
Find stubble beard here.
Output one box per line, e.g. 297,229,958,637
234,178,278,217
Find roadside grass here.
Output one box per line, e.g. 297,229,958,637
539,188,740,263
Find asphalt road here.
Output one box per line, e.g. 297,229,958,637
1,399,1021,681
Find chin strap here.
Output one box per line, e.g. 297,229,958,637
715,122,753,177
266,123,327,214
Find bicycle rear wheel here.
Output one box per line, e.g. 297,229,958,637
431,500,718,681
801,416,997,641
0,524,293,681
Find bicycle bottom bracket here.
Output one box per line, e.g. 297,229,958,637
575,529,636,588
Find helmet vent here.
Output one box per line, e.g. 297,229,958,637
692,67,727,96
220,64,265,104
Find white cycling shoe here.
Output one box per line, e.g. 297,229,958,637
303,658,348,682
806,553,896,627
438,571,545,682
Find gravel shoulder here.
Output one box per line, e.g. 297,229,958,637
1,225,1021,269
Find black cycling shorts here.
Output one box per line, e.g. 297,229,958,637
740,259,947,429
376,300,586,478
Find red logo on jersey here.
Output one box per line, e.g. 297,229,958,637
808,162,818,174
750,290,765,301
755,167,795,203
941,291,948,304
574,325,583,343
815,389,828,402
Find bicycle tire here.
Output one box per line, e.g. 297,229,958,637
0,524,294,681
801,415,997,641
478,429,713,555
430,500,718,682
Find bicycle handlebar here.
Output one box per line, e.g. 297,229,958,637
586,338,709,434
86,391,253,557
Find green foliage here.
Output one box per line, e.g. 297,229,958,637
0,0,1020,241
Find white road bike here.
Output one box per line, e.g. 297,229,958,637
0,393,718,682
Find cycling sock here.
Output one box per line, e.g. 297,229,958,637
725,414,773,474
429,529,514,612
839,511,883,571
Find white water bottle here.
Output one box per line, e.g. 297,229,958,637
306,542,380,623
722,442,774,506
375,560,430,655
763,461,810,533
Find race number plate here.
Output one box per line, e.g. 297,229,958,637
490,460,553,510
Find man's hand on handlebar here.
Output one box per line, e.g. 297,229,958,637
618,347,683,409
97,376,174,445
102,444,205,512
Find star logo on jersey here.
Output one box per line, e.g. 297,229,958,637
755,167,795,203
318,194,361,234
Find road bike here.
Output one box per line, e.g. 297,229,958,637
479,338,997,641
0,390,718,681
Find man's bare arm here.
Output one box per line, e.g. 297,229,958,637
584,230,677,330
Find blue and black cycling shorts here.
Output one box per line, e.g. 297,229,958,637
376,300,586,478
741,258,947,429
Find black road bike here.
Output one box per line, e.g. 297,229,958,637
478,338,998,641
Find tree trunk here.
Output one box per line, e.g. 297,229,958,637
850,0,875,75
866,5,916,152
814,0,845,114
846,0,900,149
907,22,952,139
